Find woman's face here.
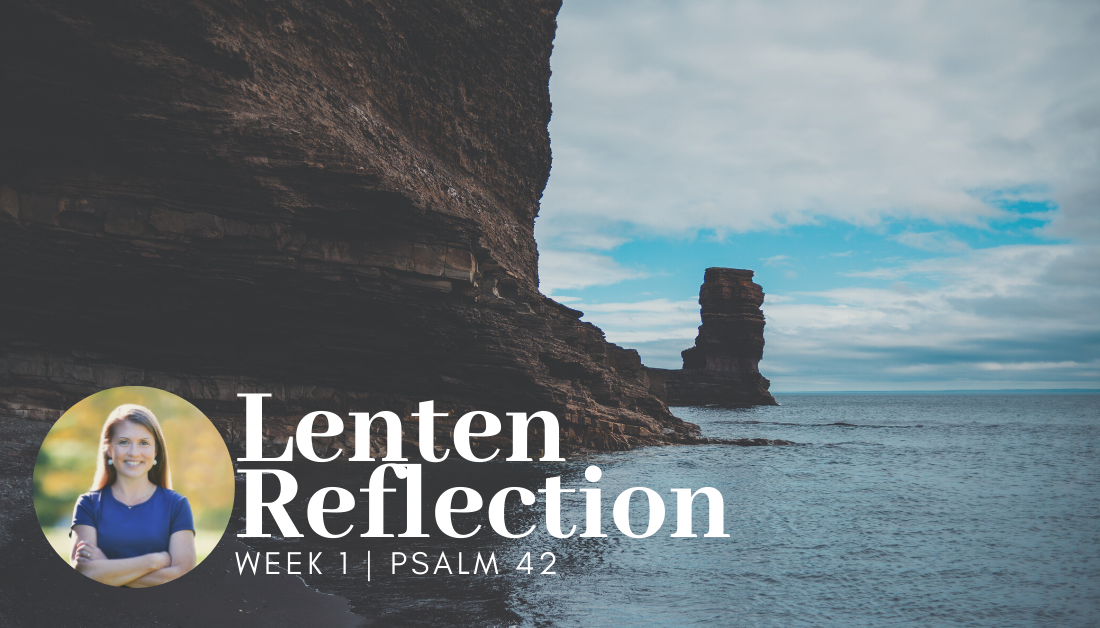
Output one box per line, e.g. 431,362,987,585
108,420,157,480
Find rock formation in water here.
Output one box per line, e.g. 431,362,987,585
647,268,778,407
0,0,710,457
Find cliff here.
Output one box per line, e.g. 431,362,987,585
647,268,778,407
0,0,706,456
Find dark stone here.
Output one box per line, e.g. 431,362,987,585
18,193,59,224
54,210,102,232
0,4,791,623
646,268,778,407
0,0,706,455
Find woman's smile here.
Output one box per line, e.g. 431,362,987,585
109,421,157,478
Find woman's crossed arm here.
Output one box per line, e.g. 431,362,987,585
124,530,197,588
70,525,170,587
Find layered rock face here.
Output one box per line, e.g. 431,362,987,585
0,0,702,455
647,268,778,407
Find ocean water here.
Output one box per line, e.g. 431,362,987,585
241,394,1100,627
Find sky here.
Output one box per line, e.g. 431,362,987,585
534,0,1100,391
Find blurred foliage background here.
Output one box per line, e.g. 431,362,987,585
33,387,234,563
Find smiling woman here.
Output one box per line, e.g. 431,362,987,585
69,405,196,587
33,387,234,588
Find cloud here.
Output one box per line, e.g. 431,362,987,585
570,243,1099,386
844,267,905,280
760,244,1100,389
760,254,790,266
974,361,1098,371
560,298,702,367
535,2,1100,389
538,0,1100,246
764,294,795,303
894,230,970,253
539,250,648,292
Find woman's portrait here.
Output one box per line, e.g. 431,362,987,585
33,387,234,587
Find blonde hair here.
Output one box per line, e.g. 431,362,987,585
91,404,172,491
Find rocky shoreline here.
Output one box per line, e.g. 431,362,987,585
1,0,785,459
0,1,790,624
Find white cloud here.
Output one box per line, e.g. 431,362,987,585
539,250,648,292
844,267,905,281
572,243,1099,386
538,0,1100,245
760,243,1100,388
894,230,971,253
975,361,1098,371
535,1,1100,389
580,298,701,342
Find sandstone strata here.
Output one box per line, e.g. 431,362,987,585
647,268,778,407
0,5,792,625
0,0,707,456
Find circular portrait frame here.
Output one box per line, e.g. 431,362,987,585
33,386,234,587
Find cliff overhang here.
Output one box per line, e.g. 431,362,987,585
1,2,781,459
0,0,704,455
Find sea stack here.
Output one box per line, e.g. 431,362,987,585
647,268,778,407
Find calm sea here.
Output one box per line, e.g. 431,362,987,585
241,393,1100,627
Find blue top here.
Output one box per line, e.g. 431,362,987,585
72,486,194,559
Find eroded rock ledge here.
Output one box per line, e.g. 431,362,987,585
0,1,784,459
0,0,714,454
647,268,779,407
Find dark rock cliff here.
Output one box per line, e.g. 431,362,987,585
647,268,778,407
0,0,706,456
